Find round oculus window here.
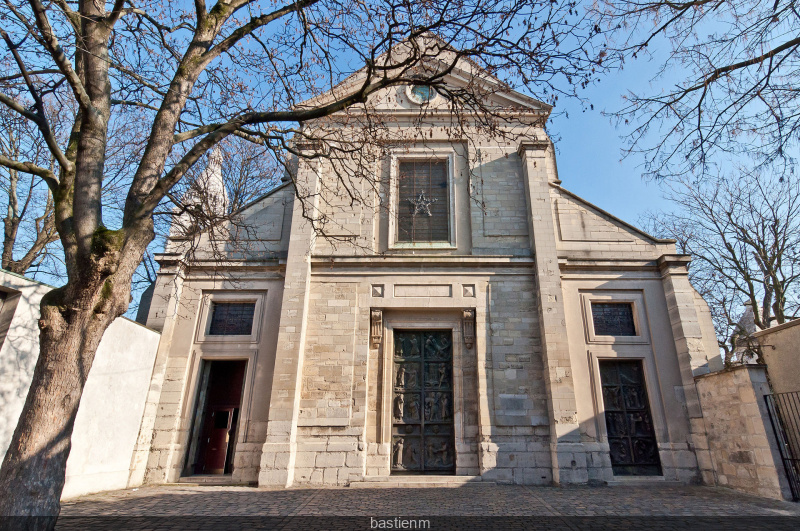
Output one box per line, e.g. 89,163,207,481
407,84,436,104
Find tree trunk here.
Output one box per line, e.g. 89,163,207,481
0,223,152,524
0,294,116,519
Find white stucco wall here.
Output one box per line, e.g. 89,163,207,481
0,270,160,499
0,271,50,456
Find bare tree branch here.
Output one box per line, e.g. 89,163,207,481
597,0,800,177
642,170,800,362
27,0,92,112
0,154,56,182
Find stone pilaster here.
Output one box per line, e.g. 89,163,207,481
659,254,712,483
518,141,587,485
659,255,713,379
258,160,319,487
476,282,497,477
135,254,186,485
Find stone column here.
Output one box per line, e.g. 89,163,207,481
258,159,319,487
659,254,713,483
518,141,588,484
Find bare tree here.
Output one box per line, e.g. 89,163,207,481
0,0,604,519
641,172,800,364
1,94,151,280
126,136,283,318
595,1,800,178
0,104,60,276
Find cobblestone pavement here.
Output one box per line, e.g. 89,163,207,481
61,484,800,517
52,483,800,529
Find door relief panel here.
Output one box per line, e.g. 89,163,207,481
392,330,455,474
599,359,662,476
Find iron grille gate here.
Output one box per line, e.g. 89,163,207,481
765,391,800,501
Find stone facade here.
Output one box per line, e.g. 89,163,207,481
141,56,724,489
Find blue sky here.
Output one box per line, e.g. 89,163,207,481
548,62,670,230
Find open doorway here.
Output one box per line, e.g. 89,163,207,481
184,359,247,476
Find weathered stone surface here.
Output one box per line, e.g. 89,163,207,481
695,365,793,500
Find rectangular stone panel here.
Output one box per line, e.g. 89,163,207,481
394,284,452,298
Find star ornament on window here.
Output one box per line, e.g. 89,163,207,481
409,191,437,217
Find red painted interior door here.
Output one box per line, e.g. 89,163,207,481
202,408,233,474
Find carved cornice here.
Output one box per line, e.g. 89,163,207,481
657,254,692,275
558,257,662,272
153,252,185,267
310,256,535,271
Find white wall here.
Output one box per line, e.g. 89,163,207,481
0,271,50,457
0,270,160,499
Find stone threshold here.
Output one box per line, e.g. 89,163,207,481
173,475,257,487
606,476,683,487
350,476,494,488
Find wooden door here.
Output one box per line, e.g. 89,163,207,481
599,360,662,476
201,407,234,474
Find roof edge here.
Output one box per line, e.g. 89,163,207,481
231,180,293,216
0,268,57,289
295,34,552,114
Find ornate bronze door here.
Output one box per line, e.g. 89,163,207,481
392,330,455,474
599,359,662,476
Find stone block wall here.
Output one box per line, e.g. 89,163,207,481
755,319,800,395
312,167,374,256
289,280,370,485
289,427,365,485
695,365,793,500
479,429,553,485
300,282,360,424
487,278,545,426
583,442,612,484
472,149,530,247
478,277,553,484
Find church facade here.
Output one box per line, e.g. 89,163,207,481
136,60,722,488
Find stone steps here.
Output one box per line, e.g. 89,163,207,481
349,476,494,488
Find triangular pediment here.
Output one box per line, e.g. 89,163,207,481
552,185,671,245
295,33,551,117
